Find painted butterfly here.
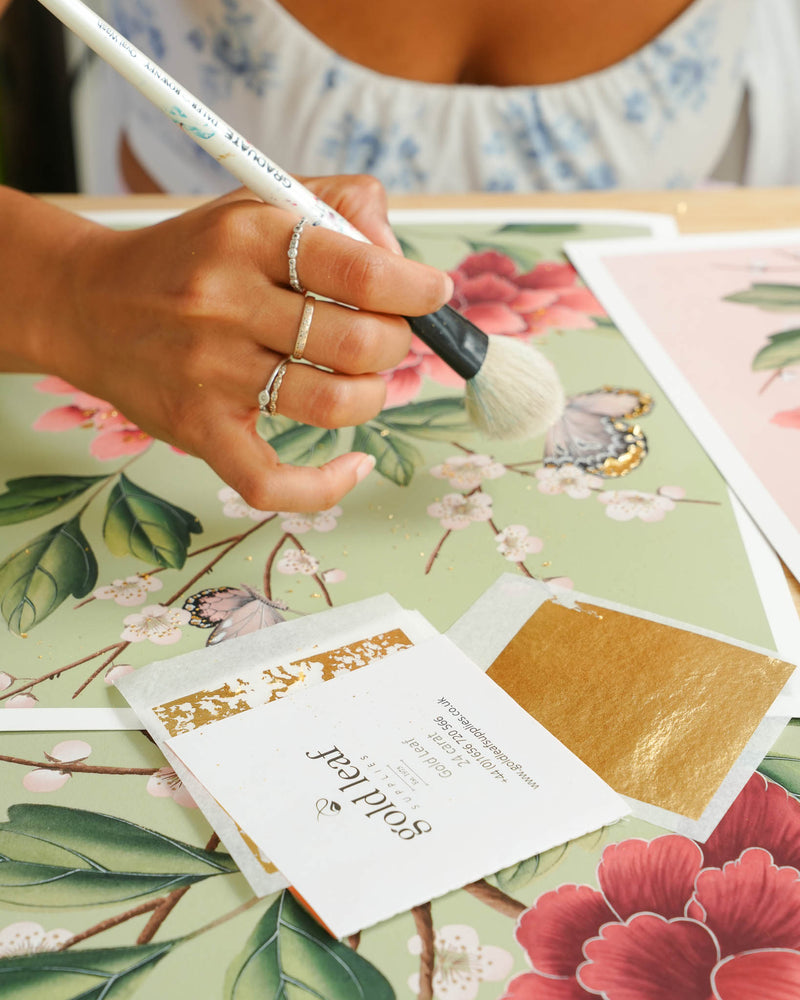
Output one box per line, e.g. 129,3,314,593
543,387,653,477
183,584,289,646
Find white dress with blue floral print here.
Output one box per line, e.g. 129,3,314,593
96,0,799,194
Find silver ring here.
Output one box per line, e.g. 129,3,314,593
292,294,315,361
288,218,307,294
258,356,292,416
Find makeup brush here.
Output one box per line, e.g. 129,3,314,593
36,0,564,440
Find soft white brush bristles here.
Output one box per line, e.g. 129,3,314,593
465,337,565,440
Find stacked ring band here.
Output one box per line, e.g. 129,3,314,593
293,294,315,360
258,356,292,417
287,217,307,293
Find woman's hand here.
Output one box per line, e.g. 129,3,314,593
8,176,453,511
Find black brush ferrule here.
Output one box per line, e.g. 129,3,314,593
405,305,489,381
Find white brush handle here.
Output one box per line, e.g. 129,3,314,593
36,0,369,242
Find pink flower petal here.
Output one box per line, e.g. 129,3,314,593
702,774,800,872
90,428,153,460
48,740,91,763
771,408,800,429
457,250,518,279
460,273,520,304
510,289,560,312
33,406,92,432
579,915,719,1000
462,302,528,336
516,884,615,977
712,950,800,1000
555,287,606,314
503,971,593,999
693,848,800,957
526,307,597,334
22,769,71,792
419,353,466,387
381,366,424,408
517,262,578,289
598,836,704,921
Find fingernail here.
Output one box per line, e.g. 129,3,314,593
443,273,455,302
355,453,376,483
384,223,403,255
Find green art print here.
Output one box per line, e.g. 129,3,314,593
1,210,798,999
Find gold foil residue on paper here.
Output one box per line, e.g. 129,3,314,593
487,600,793,819
154,628,414,737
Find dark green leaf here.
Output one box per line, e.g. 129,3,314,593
465,239,542,272
0,804,236,907
723,283,800,312
751,328,800,371
377,397,473,441
495,223,581,235
225,892,394,1000
0,941,175,1000
352,424,423,486
0,517,97,634
258,416,338,465
103,474,202,569
758,754,800,797
0,475,106,526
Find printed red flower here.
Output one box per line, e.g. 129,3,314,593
504,774,800,999
380,251,605,406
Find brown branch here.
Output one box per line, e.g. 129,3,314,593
58,899,162,950
72,642,131,699
0,754,158,775
411,902,435,1000
0,644,124,702
137,834,220,944
263,532,289,599
424,529,451,575
462,878,526,918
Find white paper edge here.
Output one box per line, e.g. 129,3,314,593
0,708,141,732
565,233,800,587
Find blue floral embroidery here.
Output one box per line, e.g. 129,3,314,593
109,0,165,60
323,113,429,192
186,0,276,98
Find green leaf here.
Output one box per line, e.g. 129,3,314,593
225,892,394,1000
0,475,106,526
258,416,339,465
377,397,473,441
758,754,800,797
0,804,236,907
351,424,423,487
723,283,800,312
0,941,175,1000
0,517,97,634
751,328,800,372
488,826,610,893
465,239,542,272
495,223,581,235
103,474,202,569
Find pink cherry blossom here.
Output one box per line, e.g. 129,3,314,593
276,549,320,575
279,506,342,533
105,662,135,685
5,693,37,708
598,490,677,522
146,766,198,809
320,568,347,584
495,525,544,562
0,921,72,957
407,923,514,1000
536,464,603,499
94,574,163,607
23,740,92,793
430,454,506,491
427,492,493,530
0,672,14,692
504,773,800,1000
121,604,191,644
658,485,688,501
